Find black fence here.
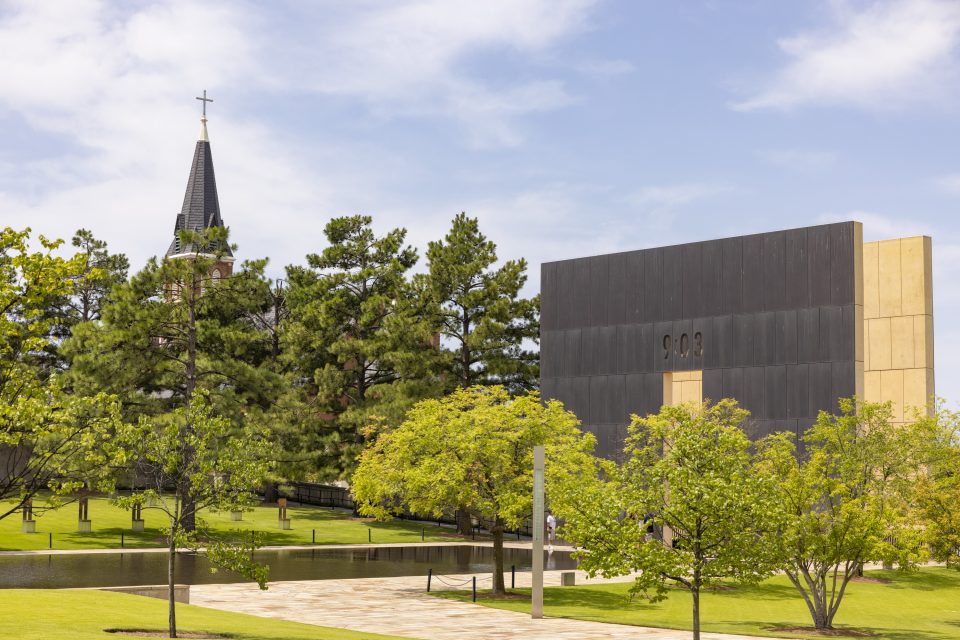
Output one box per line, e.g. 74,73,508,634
281,481,534,538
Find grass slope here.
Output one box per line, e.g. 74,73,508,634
2,497,465,550
438,568,960,640
0,588,408,639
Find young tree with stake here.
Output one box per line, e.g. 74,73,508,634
555,400,785,640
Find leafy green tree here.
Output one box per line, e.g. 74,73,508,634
114,392,271,639
0,227,126,517
65,227,281,528
913,405,960,569
284,215,434,476
758,399,929,631
352,385,596,595
421,212,539,392
555,400,785,640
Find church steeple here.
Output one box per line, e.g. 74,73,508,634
166,90,233,262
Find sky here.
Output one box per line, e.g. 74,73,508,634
1,0,959,402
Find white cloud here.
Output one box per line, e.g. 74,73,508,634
734,0,960,111
0,0,604,274
276,0,598,147
759,149,838,171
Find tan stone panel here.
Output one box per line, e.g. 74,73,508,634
927,366,936,408
662,372,673,406
854,222,864,307
864,370,882,404
924,236,934,315
680,380,702,404
903,368,932,420
868,317,892,371
855,362,864,403
864,319,872,371
900,237,927,316
855,304,864,363
863,241,880,320
878,240,903,318
889,315,915,370
912,315,933,369
880,369,904,423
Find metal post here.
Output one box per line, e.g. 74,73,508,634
511,565,516,589
532,445,545,619
422,528,425,541
312,529,316,544
427,568,432,592
472,575,477,602
121,533,124,548
368,528,371,543
48,533,52,549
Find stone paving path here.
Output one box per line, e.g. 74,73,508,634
191,569,778,640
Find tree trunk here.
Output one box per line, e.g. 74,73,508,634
168,534,177,638
492,522,506,596
456,508,472,536
262,482,279,504
691,585,700,640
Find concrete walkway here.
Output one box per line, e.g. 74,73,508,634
191,570,778,640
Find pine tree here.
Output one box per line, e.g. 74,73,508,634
284,215,436,476
64,227,281,529
422,212,539,393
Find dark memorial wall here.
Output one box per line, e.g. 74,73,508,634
540,222,860,460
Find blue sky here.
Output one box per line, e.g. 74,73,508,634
1,0,959,401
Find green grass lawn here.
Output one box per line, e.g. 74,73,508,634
2,496,467,551
0,588,409,639
438,567,960,640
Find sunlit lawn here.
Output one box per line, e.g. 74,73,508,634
1,496,468,551
438,567,960,640
0,588,410,639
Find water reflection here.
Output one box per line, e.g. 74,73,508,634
0,545,577,589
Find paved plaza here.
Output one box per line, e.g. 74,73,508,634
191,567,777,640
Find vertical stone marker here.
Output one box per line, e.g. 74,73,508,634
131,503,145,532
532,445,544,619
77,497,91,533
278,497,291,530
21,498,35,533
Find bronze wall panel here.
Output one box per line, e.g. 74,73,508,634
809,226,832,307
642,249,663,323
540,262,558,331
572,259,591,328
663,245,683,320
607,253,627,326
541,222,860,459
701,240,723,317
588,255,609,327
785,228,809,309
556,260,577,329
763,231,786,311
597,325,618,374
742,234,764,313
625,251,644,323
721,237,743,314
682,243,703,318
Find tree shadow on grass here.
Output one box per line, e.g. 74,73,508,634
865,569,960,591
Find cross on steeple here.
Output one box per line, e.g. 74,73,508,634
196,90,213,117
